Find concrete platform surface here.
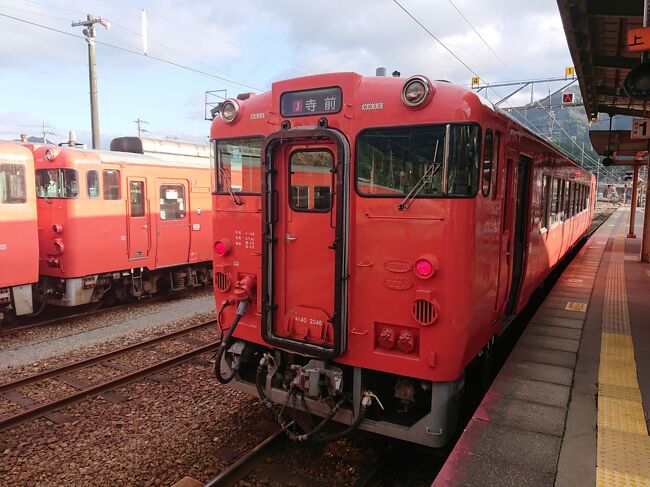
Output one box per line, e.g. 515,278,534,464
433,208,650,487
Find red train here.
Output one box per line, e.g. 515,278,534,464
0,138,213,324
210,72,595,447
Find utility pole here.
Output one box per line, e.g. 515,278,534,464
72,15,109,150
134,118,149,138
41,121,55,144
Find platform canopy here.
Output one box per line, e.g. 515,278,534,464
589,130,649,164
557,0,645,120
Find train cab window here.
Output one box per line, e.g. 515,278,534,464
289,150,332,212
447,125,480,196
103,170,120,200
87,170,100,198
481,129,493,197
129,181,145,217
541,174,551,229
215,137,263,194
0,164,27,204
356,125,445,196
159,184,185,220
36,168,79,199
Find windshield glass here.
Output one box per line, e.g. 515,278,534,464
355,124,480,197
36,168,79,198
215,137,263,194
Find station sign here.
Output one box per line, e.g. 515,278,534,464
280,86,342,117
631,117,650,139
627,26,650,53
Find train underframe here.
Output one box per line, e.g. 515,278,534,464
42,263,213,307
221,340,465,448
0,263,212,325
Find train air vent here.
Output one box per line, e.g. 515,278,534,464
215,272,231,292
411,299,438,325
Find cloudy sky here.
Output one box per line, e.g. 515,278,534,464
0,0,574,146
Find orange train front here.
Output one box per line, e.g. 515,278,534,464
0,142,39,322
210,72,595,447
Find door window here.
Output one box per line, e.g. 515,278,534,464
159,184,185,220
289,150,332,212
130,181,145,217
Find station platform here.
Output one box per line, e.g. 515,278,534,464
434,207,650,487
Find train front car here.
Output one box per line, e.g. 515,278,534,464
33,145,213,308
210,72,592,447
0,142,38,324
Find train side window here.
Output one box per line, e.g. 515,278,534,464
580,185,585,211
481,129,493,197
0,163,27,204
572,183,578,215
491,132,500,200
103,170,121,200
564,181,572,219
541,174,551,229
159,184,186,220
129,181,145,217
87,170,100,198
550,177,560,224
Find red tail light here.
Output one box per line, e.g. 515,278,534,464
414,259,434,278
214,239,231,256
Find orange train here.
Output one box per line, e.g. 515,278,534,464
0,138,213,324
209,72,595,447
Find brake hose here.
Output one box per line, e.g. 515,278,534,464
214,299,248,384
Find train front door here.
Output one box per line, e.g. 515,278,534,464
262,133,349,359
156,179,191,267
127,178,150,259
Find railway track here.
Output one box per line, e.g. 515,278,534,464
0,319,219,432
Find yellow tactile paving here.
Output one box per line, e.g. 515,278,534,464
597,209,650,487
598,396,648,435
597,467,650,487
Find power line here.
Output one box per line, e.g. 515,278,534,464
446,0,510,72
0,12,263,91
392,0,607,174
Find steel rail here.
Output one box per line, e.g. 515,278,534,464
0,320,219,432
0,319,218,393
202,429,286,487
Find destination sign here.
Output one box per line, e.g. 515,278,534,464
280,86,342,117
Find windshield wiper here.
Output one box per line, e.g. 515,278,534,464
218,166,244,206
398,141,441,211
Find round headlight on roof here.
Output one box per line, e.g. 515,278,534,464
401,75,433,108
220,99,240,123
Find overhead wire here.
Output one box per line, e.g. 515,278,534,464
392,0,608,174
0,12,263,91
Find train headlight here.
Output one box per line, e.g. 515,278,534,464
401,76,433,108
44,148,55,161
220,99,240,123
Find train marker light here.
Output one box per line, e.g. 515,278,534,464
414,259,434,278
214,239,231,257
401,76,432,108
220,99,239,123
